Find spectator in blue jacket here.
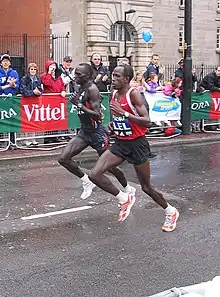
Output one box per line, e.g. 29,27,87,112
0,54,19,95
143,54,164,81
20,63,42,97
20,62,42,147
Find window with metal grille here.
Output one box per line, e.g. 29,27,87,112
217,27,220,49
108,22,134,42
179,24,184,48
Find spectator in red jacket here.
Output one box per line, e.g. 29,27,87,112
41,60,66,97
41,60,67,144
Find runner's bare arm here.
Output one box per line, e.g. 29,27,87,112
80,85,102,120
129,89,151,127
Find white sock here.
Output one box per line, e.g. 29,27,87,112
124,184,132,193
165,203,175,214
81,174,90,183
116,190,129,204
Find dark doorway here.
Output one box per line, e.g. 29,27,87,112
108,56,131,73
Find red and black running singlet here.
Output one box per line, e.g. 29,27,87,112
77,90,102,130
111,87,147,140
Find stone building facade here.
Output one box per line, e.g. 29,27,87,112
52,0,220,71
52,0,154,71
152,0,220,65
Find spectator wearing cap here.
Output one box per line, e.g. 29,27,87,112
0,54,19,96
90,53,110,92
59,56,75,93
175,58,197,90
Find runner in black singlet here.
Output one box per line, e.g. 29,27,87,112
58,63,135,200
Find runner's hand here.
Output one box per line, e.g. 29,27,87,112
110,101,125,116
70,92,80,105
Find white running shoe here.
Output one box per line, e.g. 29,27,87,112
80,181,96,200
124,185,136,196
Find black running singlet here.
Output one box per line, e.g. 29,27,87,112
77,89,102,130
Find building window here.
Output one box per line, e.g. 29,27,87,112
108,22,134,42
218,0,220,11
217,27,220,49
179,0,184,8
179,24,184,49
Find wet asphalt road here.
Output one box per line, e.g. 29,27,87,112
0,142,220,297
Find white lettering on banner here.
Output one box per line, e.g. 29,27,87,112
0,108,17,120
70,104,77,113
23,103,65,122
212,98,220,111
191,101,209,110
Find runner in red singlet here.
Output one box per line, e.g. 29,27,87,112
89,65,179,231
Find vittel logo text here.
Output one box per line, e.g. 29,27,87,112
23,104,65,122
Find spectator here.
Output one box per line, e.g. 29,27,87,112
198,66,220,131
0,54,19,95
143,54,164,81
41,60,66,144
41,60,66,96
145,73,163,93
199,66,220,92
130,71,145,93
0,54,19,147
59,56,75,93
118,57,130,66
90,53,110,92
175,58,197,89
163,78,182,98
20,63,42,146
20,63,42,97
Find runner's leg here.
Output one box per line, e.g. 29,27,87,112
89,149,123,195
58,136,95,199
58,136,88,178
89,149,136,222
134,161,179,231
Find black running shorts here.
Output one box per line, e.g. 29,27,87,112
78,125,109,155
109,136,151,165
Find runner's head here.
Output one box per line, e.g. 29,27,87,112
75,63,93,85
112,65,134,90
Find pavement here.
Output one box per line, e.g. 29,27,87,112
0,132,220,163
0,141,220,297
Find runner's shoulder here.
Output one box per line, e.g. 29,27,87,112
88,83,99,92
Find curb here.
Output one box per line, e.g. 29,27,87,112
0,136,219,163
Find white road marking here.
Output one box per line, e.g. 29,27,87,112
21,206,92,221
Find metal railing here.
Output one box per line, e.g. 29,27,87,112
0,133,11,152
162,64,217,83
0,33,69,75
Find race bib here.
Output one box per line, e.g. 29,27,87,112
112,115,132,137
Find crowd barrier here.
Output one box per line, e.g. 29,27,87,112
0,90,220,151
0,133,10,151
